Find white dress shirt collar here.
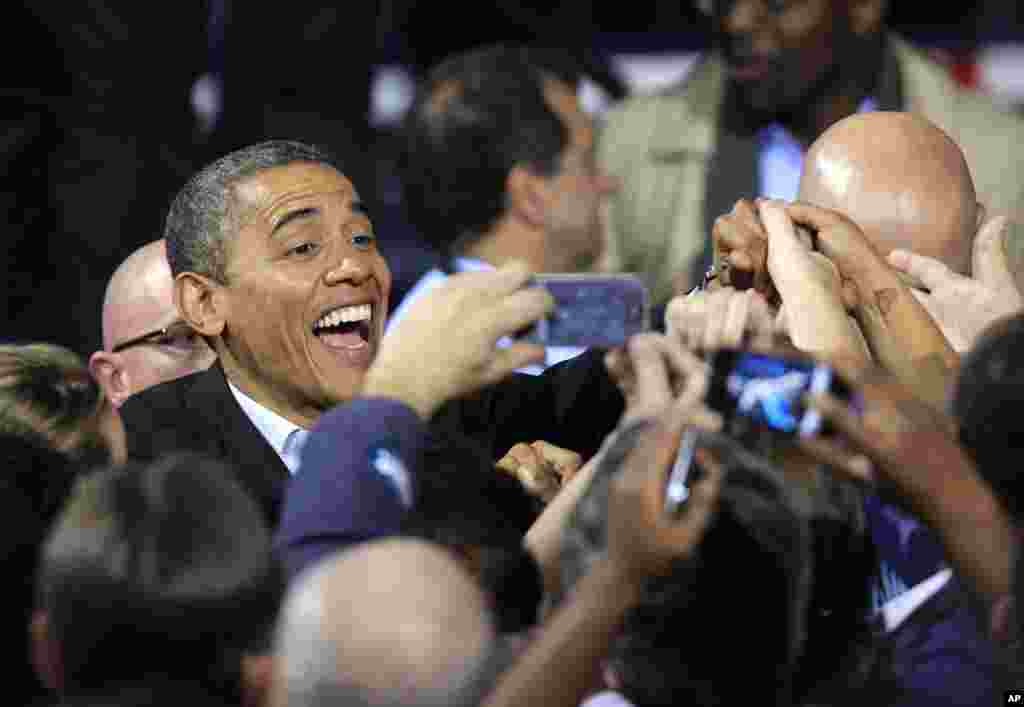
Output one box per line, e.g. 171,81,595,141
227,381,310,475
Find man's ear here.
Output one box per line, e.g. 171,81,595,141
175,272,228,338
506,165,549,229
88,351,131,408
849,0,886,35
240,653,274,707
30,610,62,692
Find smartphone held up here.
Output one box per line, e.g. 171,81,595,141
520,273,650,349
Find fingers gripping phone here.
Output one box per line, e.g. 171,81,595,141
664,349,853,514
521,274,650,349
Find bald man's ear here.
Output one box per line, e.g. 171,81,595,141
240,653,274,707
176,273,227,339
88,351,132,408
849,0,886,36
30,610,63,692
506,165,548,229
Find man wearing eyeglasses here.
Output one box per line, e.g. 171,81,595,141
89,240,216,407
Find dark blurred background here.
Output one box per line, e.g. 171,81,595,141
7,1,1023,357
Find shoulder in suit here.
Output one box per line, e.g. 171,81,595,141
120,363,290,528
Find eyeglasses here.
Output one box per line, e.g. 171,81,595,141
111,320,198,353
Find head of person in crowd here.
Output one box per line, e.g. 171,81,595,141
0,433,82,706
560,424,874,706
798,111,978,274
272,538,501,707
401,432,545,634
399,43,618,273
0,343,126,467
702,0,889,128
951,312,1024,521
33,453,283,706
88,239,216,407
163,140,391,430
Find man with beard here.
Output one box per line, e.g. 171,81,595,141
597,0,1024,307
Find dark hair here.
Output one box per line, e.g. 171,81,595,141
0,343,113,465
560,426,874,706
54,680,239,707
398,44,581,256
164,140,344,283
952,312,1024,521
0,433,82,704
38,453,284,700
401,431,544,633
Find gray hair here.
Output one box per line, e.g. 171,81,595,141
164,140,343,283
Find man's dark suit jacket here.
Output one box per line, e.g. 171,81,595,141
120,349,624,528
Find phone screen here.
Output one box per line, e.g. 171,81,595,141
522,274,649,349
708,350,846,438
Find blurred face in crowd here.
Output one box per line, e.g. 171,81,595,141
206,161,391,428
537,79,619,271
708,0,883,117
89,240,216,407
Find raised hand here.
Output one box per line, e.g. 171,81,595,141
888,214,1022,353
497,440,584,503
604,333,721,429
759,200,869,365
711,198,773,296
605,405,725,583
364,262,553,418
665,286,780,355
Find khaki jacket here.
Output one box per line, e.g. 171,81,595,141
598,36,1024,303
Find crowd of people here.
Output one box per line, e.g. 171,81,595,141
9,3,1024,706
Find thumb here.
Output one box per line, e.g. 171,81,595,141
972,214,1015,290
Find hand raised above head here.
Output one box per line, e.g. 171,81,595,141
781,201,890,289
759,200,869,365
711,198,774,297
364,262,553,419
888,213,1022,353
605,405,725,584
496,440,583,503
605,333,721,430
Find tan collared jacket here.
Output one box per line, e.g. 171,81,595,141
598,36,1024,303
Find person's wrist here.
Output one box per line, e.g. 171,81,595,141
592,554,648,605
361,367,439,420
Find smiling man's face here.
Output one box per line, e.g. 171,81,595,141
214,161,391,427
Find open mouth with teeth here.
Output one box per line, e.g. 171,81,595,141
312,303,374,349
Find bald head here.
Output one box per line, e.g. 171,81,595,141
275,539,495,707
91,239,215,407
798,111,978,274
101,240,175,351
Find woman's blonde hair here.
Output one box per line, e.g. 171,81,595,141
0,343,111,460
